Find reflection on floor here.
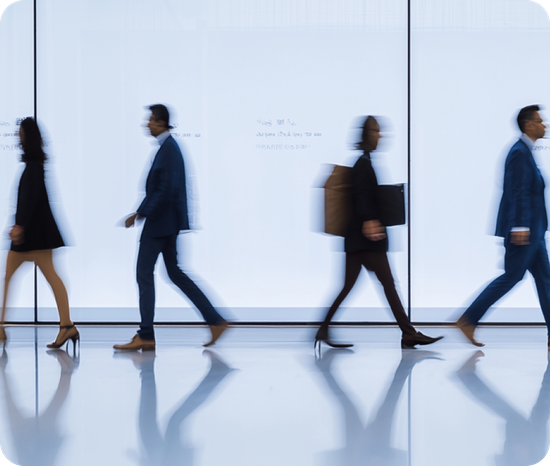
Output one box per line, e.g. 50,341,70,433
0,326,547,466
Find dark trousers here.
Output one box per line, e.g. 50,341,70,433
321,251,416,336
463,239,550,334
136,234,224,341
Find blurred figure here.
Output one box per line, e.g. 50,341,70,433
456,105,550,347
316,116,442,349
114,350,234,465
315,348,441,464
456,351,550,465
1,118,78,349
0,348,78,466
114,105,228,351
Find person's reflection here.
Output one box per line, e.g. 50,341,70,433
116,349,234,466
456,351,550,466
0,348,78,466
315,349,441,464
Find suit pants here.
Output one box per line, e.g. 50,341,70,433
137,234,224,341
322,251,416,336
463,238,550,333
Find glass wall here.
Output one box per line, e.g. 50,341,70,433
34,0,409,323
410,0,550,322
1,0,549,323
0,0,35,322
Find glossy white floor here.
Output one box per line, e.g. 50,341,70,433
0,325,548,466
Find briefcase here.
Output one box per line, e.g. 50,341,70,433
377,184,406,227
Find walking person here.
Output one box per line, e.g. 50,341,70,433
316,116,442,350
114,104,228,351
1,117,78,349
456,105,550,347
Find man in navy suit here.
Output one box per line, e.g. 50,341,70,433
114,104,228,351
457,105,550,347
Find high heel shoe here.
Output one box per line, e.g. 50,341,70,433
47,325,80,350
401,331,443,350
314,327,354,351
0,326,7,348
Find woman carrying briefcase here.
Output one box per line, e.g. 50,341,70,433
316,115,442,350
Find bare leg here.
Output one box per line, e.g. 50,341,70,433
33,250,72,327
1,251,26,324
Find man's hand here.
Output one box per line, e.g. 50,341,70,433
9,225,24,245
362,220,386,241
510,230,530,245
125,213,139,228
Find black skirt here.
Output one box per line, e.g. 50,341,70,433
10,162,64,252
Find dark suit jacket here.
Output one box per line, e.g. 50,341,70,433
137,135,190,238
495,138,548,242
344,152,388,253
12,161,64,252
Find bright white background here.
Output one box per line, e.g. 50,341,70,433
1,0,550,324
32,0,409,322
411,0,550,322
0,0,34,321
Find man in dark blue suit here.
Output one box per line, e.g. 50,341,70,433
457,105,550,347
114,104,228,351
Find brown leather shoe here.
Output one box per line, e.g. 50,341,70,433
113,335,155,351
203,322,229,347
0,326,7,348
456,316,484,347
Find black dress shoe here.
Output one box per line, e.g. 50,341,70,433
401,332,444,350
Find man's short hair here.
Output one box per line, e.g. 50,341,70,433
517,105,542,133
148,104,173,129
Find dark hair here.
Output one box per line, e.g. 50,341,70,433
148,104,173,129
517,105,542,133
355,115,378,150
19,117,47,163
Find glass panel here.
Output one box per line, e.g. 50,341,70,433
410,0,550,322
0,0,35,322
36,0,409,323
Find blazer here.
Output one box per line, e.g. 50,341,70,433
344,152,389,253
12,161,64,252
137,135,190,238
495,138,548,242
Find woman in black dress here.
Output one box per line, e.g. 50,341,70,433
315,116,442,350
1,118,78,349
